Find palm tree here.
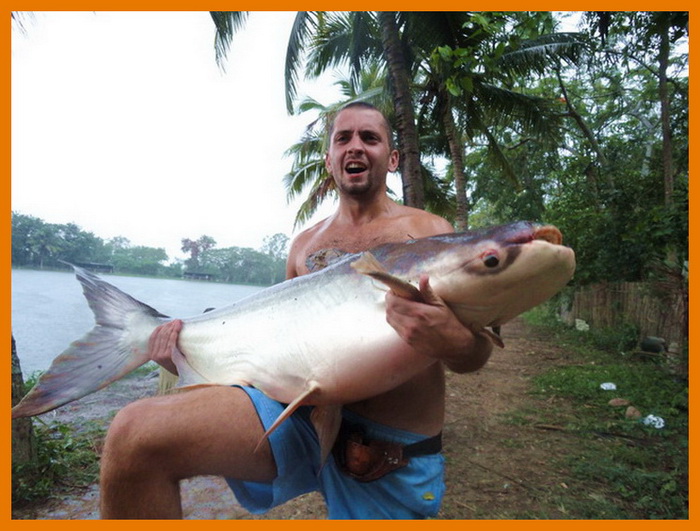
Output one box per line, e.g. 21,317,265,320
285,12,425,208
284,12,586,228
416,13,585,228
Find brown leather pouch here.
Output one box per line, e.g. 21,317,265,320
335,431,408,482
333,422,442,482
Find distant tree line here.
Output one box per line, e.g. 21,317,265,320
11,212,289,286
181,233,289,285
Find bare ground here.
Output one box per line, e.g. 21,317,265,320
12,317,581,520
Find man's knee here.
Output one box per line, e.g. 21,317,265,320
102,398,172,475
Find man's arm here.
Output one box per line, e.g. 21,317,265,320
384,212,492,373
385,275,493,374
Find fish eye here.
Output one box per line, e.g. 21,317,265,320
483,254,500,268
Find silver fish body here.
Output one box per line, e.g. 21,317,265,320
12,221,575,453
174,255,435,406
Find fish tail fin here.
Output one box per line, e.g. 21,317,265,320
11,265,168,418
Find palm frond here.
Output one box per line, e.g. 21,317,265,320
285,12,320,113
498,33,588,76
210,11,249,70
11,11,35,34
471,79,558,134
293,177,337,229
283,158,328,200
305,12,383,96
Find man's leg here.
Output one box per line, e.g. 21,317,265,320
99,385,276,519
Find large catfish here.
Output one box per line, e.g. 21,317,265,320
12,221,575,458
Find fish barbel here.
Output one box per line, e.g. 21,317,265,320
12,221,575,458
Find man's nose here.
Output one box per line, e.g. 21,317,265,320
346,134,364,153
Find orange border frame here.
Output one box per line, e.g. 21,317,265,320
2,2,695,528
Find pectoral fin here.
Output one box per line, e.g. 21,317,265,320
351,252,424,302
352,252,506,349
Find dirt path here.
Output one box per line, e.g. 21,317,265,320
13,317,575,520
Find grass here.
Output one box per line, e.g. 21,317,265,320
12,418,104,507
515,305,689,519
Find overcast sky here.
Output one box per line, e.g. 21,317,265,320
12,11,344,260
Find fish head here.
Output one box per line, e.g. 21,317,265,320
408,222,576,327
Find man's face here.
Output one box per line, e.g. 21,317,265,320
325,108,399,197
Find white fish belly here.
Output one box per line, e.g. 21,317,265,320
176,270,434,405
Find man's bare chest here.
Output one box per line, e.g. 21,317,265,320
301,228,416,273
310,225,416,256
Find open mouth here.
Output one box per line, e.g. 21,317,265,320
345,162,367,175
533,225,563,245
508,224,563,246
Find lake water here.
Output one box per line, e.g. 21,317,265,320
11,269,263,377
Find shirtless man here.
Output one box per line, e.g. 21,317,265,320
99,102,492,519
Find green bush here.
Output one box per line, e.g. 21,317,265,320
12,419,103,507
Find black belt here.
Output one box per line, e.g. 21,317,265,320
403,431,443,457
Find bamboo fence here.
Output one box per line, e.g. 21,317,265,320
568,282,688,348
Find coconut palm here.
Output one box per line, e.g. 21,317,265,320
414,13,585,228
283,11,586,228
285,12,425,208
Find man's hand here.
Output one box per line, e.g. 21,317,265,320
384,275,492,373
147,319,183,375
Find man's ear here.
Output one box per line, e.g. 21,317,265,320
388,149,399,172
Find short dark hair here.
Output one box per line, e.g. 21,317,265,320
327,102,395,150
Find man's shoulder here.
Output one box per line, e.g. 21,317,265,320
392,204,454,237
289,217,330,251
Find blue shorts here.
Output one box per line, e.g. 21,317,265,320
225,386,445,519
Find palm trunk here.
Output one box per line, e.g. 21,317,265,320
442,100,469,230
658,26,673,209
657,21,677,266
377,12,424,209
12,336,37,476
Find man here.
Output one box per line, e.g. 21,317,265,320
99,102,492,519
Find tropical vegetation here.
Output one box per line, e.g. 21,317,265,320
214,11,687,287
13,11,688,290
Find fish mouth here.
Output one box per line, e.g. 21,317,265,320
508,224,563,246
533,225,563,245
